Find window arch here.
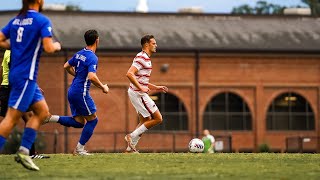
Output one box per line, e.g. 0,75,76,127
267,92,315,130
203,92,252,130
149,93,188,131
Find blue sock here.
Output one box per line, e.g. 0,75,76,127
58,116,84,128
21,128,37,150
0,135,6,151
79,118,98,145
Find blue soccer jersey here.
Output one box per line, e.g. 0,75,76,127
0,10,53,111
1,10,52,81
68,48,98,95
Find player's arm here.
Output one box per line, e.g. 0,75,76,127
63,61,76,76
88,72,109,94
148,82,168,93
126,66,150,93
0,32,10,49
42,37,61,53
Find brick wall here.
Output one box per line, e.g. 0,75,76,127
29,52,320,153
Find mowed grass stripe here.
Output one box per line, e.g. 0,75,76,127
0,153,319,179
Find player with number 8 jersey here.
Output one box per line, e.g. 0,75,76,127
0,0,61,171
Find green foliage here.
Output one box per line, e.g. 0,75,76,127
232,0,289,15
258,143,270,153
2,128,22,154
0,153,320,179
302,0,320,15
66,4,82,11
2,128,46,154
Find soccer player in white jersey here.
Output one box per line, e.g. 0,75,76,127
125,35,168,153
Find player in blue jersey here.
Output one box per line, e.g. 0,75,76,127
0,0,61,171
44,29,109,155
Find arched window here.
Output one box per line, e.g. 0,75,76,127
203,92,252,130
149,93,188,131
267,92,315,130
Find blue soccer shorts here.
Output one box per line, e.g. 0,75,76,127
68,90,97,117
8,79,44,112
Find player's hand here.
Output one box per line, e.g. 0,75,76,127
102,84,109,94
54,42,61,51
141,86,150,94
156,86,168,93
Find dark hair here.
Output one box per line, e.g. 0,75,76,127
19,0,37,16
141,35,154,46
84,30,99,46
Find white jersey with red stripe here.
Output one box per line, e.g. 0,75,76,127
129,51,152,94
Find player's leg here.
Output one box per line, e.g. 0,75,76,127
125,114,150,152
0,85,11,149
14,83,47,171
21,112,36,155
43,90,85,128
72,94,98,155
44,114,85,128
0,108,23,149
73,113,98,156
127,110,162,140
125,92,162,151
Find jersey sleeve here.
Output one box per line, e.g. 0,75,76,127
1,19,14,39
88,56,98,73
67,55,77,66
132,58,144,71
40,17,53,38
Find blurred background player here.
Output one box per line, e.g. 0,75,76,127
125,35,168,153
202,129,215,153
0,50,49,159
44,30,109,155
0,0,61,171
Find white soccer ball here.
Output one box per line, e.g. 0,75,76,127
188,138,204,153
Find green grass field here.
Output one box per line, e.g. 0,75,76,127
1,153,319,179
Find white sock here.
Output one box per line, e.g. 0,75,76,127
47,115,59,122
19,146,30,155
76,142,84,150
130,124,148,139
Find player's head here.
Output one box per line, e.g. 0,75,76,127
84,30,99,46
19,0,44,16
203,129,210,136
141,35,157,53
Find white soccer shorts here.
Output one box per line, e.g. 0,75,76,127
128,88,158,118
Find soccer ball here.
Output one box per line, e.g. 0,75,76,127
188,138,204,153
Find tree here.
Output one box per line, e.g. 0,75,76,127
231,0,286,15
302,0,320,15
66,4,81,11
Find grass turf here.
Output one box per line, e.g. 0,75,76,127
0,153,319,179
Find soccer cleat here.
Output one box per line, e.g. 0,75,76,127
125,134,137,153
15,152,40,171
73,148,92,156
30,154,50,159
124,149,140,154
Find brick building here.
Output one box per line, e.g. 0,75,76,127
0,11,319,153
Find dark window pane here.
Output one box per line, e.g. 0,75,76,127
267,114,273,130
150,93,188,131
273,114,289,130
307,115,315,130
210,94,226,112
228,95,243,112
244,114,252,130
266,92,315,131
291,115,307,130
203,92,252,131
229,114,243,130
291,96,306,112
